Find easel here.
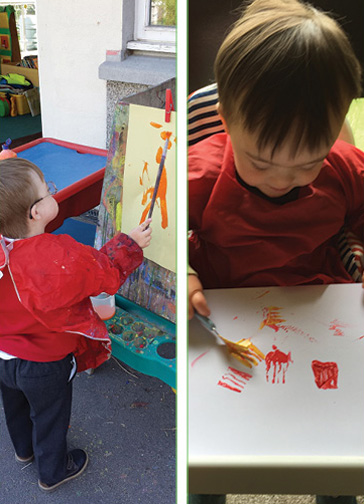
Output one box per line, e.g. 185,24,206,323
94,88,176,388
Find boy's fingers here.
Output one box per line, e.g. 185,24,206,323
190,290,211,317
142,218,152,229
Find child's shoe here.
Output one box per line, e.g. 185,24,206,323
38,449,88,491
15,453,34,463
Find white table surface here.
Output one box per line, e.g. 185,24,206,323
189,284,364,495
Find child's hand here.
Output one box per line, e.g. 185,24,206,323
188,274,211,320
129,219,152,249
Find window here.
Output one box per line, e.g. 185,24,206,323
0,1,37,57
128,0,176,53
14,3,37,55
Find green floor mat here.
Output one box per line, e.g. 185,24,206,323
0,113,42,143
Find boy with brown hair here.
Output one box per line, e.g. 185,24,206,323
0,157,151,491
189,0,363,319
188,1,362,503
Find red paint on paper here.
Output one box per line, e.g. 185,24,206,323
230,367,253,380
329,319,349,337
233,316,238,320
255,290,270,299
311,360,338,389
217,366,252,393
279,324,315,342
265,345,292,384
191,350,210,368
217,381,242,393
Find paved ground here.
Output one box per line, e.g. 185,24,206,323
0,356,175,504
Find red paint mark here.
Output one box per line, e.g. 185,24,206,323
311,360,338,389
358,335,364,340
265,345,292,384
217,381,241,393
277,324,314,342
260,306,286,332
329,319,349,337
191,350,210,368
233,316,238,320
217,366,252,393
255,290,270,299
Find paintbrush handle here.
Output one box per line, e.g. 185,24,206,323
147,136,170,220
195,313,265,367
194,312,218,336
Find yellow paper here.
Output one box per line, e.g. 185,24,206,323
121,104,176,272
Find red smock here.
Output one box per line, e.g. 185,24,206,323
0,232,143,371
189,133,364,289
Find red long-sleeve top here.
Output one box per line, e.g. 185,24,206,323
0,232,143,371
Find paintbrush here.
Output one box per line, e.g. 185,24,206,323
195,313,265,368
147,136,170,220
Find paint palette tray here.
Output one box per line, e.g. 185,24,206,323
105,296,176,388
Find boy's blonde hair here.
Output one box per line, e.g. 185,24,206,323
215,0,362,155
0,158,44,238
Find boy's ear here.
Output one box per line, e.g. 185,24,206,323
216,102,229,134
29,203,42,222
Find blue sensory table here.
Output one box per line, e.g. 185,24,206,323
15,137,107,231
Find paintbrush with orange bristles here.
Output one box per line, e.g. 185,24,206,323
195,313,265,368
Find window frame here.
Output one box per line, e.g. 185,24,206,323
129,0,175,53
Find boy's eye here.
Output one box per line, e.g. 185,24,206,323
252,162,268,171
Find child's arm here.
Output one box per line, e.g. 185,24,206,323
188,270,211,320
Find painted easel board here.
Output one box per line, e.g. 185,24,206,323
189,284,364,495
94,102,176,322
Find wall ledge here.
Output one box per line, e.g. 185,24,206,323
99,54,176,86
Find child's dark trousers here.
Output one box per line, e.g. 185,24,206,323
0,354,74,485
